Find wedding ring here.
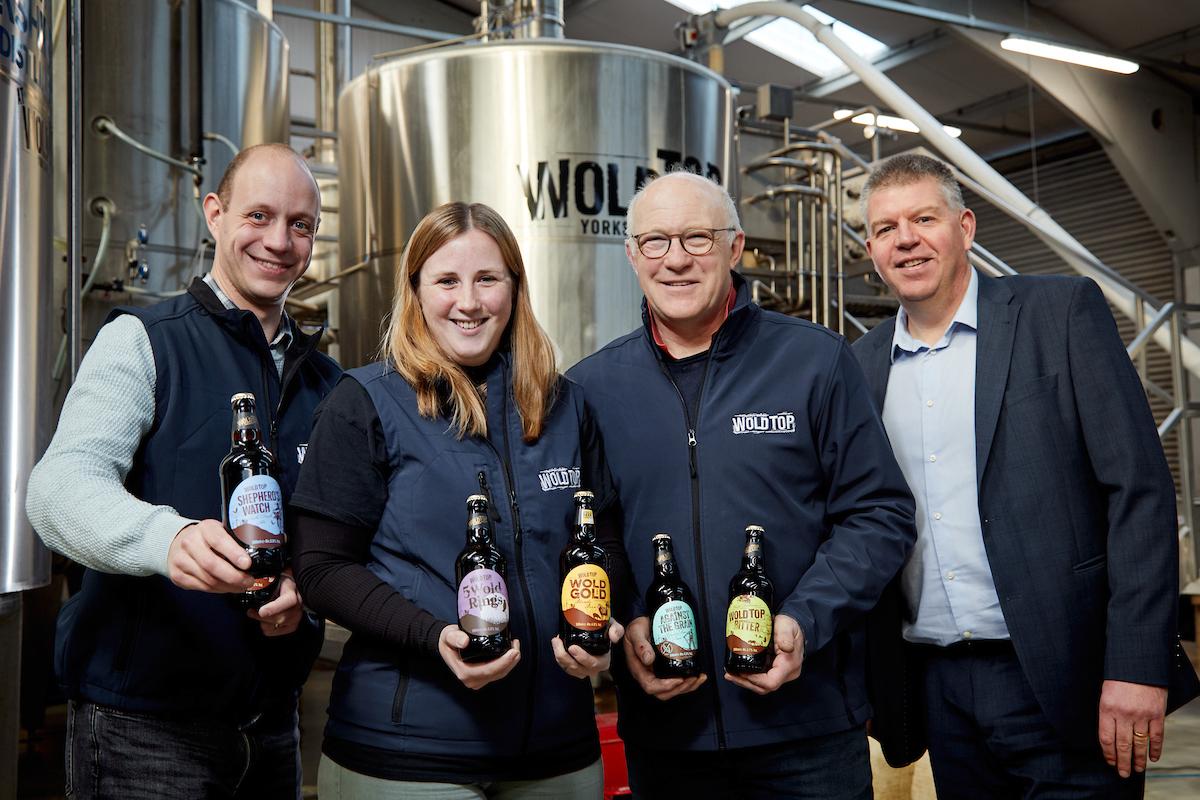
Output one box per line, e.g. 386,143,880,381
1132,730,1149,739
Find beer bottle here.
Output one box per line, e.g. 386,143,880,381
725,525,774,674
645,533,701,678
559,490,611,656
220,393,287,611
455,494,512,662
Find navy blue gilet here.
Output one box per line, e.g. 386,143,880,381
54,278,341,721
324,356,599,762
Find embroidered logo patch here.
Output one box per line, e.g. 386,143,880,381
731,412,797,435
538,466,581,492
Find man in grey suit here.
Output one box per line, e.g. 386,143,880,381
853,153,1199,797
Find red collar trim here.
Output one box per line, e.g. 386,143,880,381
649,284,737,356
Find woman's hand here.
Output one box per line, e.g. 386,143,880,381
552,620,626,680
438,625,521,690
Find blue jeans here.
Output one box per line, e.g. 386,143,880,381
920,641,1145,799
624,725,872,800
65,700,301,799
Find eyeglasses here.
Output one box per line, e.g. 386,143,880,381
629,227,737,259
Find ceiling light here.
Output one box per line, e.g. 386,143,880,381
1000,36,1139,74
834,110,962,138
664,1,887,79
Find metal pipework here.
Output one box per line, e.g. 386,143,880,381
712,2,1200,378
479,0,565,39
93,116,204,178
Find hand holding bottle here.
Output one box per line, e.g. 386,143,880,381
439,626,521,690
167,519,255,593
724,613,804,695
552,619,625,680
623,616,707,701
247,569,304,636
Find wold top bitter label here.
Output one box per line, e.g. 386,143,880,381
726,594,772,655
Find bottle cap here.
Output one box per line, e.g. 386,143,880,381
466,494,488,505
573,490,594,499
230,392,256,404
745,525,765,534
651,533,672,544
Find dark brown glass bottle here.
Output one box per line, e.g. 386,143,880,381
645,533,701,678
725,525,774,675
455,494,512,662
559,490,611,655
219,393,287,611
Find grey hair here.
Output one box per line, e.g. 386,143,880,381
626,168,742,236
861,153,964,222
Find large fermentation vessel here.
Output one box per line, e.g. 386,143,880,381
338,39,735,367
1,0,52,592
82,0,288,299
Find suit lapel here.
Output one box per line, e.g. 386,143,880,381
862,318,896,411
974,274,1019,485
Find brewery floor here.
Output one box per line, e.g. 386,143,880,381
16,648,1200,799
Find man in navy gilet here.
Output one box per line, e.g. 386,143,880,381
27,144,341,798
567,171,916,798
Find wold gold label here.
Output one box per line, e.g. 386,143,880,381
561,564,610,631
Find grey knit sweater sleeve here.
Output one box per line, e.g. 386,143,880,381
26,315,196,577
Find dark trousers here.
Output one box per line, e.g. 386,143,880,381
65,700,301,800
919,641,1144,799
624,725,872,800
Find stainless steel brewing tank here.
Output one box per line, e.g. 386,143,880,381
83,0,288,299
338,40,735,368
1,0,52,592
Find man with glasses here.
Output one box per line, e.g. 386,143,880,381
567,170,916,798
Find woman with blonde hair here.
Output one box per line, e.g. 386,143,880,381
290,201,625,798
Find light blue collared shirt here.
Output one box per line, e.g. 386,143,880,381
882,270,1009,645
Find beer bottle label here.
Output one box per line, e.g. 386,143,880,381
457,568,509,636
652,600,698,661
726,594,772,655
228,475,285,549
561,564,610,631
579,508,594,525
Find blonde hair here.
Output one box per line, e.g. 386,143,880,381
383,202,558,442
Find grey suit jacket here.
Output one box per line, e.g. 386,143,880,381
853,271,1198,765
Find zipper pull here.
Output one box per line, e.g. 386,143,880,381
509,490,522,543
477,471,503,523
687,429,697,478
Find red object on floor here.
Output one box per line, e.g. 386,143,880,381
596,711,632,798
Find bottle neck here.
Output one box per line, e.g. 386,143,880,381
741,539,763,571
467,513,494,545
232,426,262,445
654,546,678,578
573,503,595,541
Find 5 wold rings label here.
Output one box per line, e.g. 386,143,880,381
458,569,509,636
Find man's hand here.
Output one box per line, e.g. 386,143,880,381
1098,679,1168,777
167,520,255,593
724,614,804,695
438,626,521,690
247,569,303,637
623,616,707,701
552,620,626,680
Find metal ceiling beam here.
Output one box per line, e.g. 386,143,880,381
828,0,1200,76
802,29,948,97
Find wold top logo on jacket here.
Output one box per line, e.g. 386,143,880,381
538,466,582,492
731,412,797,435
